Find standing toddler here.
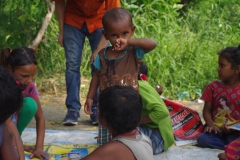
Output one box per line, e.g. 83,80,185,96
84,8,156,145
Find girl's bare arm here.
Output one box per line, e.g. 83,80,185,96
203,101,220,133
31,98,49,159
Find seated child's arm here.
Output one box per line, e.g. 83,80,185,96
139,115,152,124
203,101,220,133
4,118,24,160
5,118,24,160
31,98,49,159
220,119,234,134
84,70,100,115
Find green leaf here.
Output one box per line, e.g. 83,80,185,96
5,35,11,41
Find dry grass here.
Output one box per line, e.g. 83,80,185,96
36,74,91,102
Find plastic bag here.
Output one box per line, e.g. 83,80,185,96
162,97,204,140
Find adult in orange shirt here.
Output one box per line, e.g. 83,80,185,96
53,0,120,126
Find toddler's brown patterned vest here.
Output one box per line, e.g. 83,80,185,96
98,47,140,93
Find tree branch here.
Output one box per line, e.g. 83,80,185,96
28,0,55,49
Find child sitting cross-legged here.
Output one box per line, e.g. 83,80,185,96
197,45,240,149
82,86,153,160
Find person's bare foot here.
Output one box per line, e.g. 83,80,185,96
218,153,227,160
156,84,163,95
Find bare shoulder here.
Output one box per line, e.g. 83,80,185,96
82,141,136,160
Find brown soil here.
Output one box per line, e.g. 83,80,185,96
28,76,204,131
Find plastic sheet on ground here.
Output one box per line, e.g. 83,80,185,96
22,128,222,160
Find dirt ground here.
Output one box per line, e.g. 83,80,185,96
27,90,204,131
27,92,98,130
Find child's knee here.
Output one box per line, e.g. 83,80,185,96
152,143,164,155
197,133,208,147
21,97,37,115
151,133,164,155
197,133,204,142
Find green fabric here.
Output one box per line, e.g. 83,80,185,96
139,80,174,151
17,97,37,135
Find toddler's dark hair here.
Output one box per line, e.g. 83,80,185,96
99,86,142,134
138,61,148,80
0,66,23,124
139,61,148,76
102,8,133,30
0,46,37,71
218,45,240,69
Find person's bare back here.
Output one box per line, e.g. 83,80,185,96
83,141,136,160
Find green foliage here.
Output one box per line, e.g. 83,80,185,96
0,0,46,47
0,0,240,99
123,0,240,99
0,0,93,77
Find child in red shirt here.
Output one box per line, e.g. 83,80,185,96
197,45,240,149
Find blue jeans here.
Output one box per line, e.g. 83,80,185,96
138,125,164,155
197,131,240,150
63,23,102,112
